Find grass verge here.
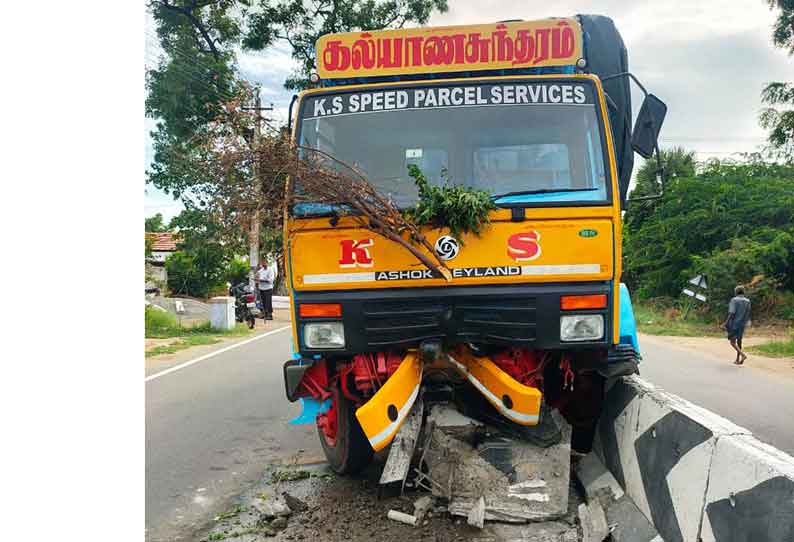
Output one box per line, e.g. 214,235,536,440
634,302,724,337
145,305,255,358
747,339,794,358
145,335,222,358
146,305,252,338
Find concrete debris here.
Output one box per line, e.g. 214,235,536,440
380,399,425,487
252,494,291,518
282,491,308,512
412,495,434,522
573,453,660,542
578,501,609,542
508,479,550,502
574,452,624,506
467,496,486,529
271,516,289,530
387,509,418,526
604,495,660,542
426,403,486,444
421,405,572,523
484,520,580,541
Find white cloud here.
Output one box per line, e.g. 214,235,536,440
144,186,184,224
146,0,792,214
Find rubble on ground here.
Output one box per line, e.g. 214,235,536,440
197,403,638,542
415,404,572,524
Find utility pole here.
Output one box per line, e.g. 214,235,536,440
242,87,273,290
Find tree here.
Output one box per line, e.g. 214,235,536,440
760,82,794,163
242,0,449,90
145,212,168,232
147,0,450,287
146,1,243,201
761,0,794,163
167,206,237,297
623,159,794,313
624,147,696,234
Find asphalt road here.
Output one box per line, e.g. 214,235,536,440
145,326,321,542
146,328,794,540
637,333,794,454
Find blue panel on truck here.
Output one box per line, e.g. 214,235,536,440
289,397,331,425
618,283,640,355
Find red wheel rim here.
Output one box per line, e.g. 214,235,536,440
317,394,339,447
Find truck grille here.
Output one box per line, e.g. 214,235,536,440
361,296,537,348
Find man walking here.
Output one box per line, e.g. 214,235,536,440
256,260,275,321
724,285,751,365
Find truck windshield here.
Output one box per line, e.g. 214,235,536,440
295,80,609,213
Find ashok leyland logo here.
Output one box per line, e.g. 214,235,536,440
435,235,460,261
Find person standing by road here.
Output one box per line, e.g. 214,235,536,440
724,285,751,365
256,260,275,321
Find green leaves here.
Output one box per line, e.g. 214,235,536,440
761,2,793,163
623,158,794,318
403,164,496,242
760,82,794,164
241,0,449,91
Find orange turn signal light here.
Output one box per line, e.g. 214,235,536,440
299,303,342,318
560,294,607,311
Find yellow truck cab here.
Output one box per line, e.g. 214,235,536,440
283,15,666,473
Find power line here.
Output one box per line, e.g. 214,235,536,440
145,51,236,102
660,136,765,142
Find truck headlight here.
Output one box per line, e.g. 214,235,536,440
304,322,345,348
560,315,604,342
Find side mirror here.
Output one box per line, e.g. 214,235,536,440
632,94,667,159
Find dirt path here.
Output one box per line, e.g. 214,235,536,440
638,332,794,379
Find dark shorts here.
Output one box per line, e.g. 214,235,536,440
728,327,744,341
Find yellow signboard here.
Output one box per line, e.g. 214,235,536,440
316,18,583,79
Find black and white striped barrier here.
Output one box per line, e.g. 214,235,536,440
589,376,794,542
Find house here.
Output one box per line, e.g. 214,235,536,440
146,232,179,289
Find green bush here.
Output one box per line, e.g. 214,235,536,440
145,305,179,336
166,251,225,298
766,289,794,320
623,158,794,320
225,257,250,286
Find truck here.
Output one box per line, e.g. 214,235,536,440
282,14,667,475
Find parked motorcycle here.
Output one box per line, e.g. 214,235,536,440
229,282,260,329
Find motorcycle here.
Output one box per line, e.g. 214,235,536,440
229,282,260,329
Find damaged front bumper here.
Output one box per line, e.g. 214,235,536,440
284,346,544,452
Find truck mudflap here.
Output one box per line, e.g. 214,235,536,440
447,347,543,426
354,351,422,452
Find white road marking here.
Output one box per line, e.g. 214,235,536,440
145,326,291,382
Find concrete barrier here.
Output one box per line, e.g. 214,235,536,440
596,375,794,542
701,434,794,542
209,296,235,330
273,295,291,309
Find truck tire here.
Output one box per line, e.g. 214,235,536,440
317,387,373,474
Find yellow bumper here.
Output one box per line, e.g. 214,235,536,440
447,348,542,426
355,352,422,452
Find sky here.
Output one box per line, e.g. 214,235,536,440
144,0,792,222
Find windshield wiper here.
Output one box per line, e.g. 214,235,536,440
491,187,600,200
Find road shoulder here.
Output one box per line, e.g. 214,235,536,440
638,332,794,379
145,310,292,378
